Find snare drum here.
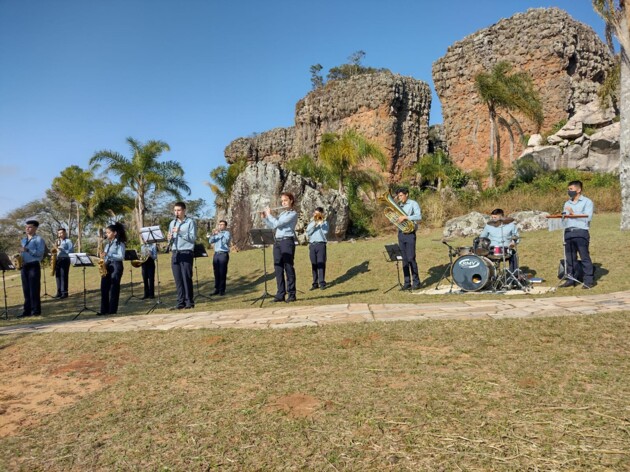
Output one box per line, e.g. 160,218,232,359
488,246,512,260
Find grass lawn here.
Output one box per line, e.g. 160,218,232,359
0,213,628,470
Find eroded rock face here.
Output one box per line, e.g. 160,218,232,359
226,162,349,250
225,72,432,180
432,8,614,172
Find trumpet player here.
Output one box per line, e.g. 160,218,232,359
140,240,157,299
207,220,231,296
396,188,422,290
263,192,298,303
99,223,127,316
53,228,73,300
306,207,328,290
17,220,45,318
168,201,197,310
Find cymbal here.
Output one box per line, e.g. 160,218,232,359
487,217,515,226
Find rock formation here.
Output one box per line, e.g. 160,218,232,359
225,72,432,179
432,8,615,172
443,210,550,239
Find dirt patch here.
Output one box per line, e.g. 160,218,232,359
203,335,223,346
265,393,321,418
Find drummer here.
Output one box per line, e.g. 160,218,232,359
479,208,519,273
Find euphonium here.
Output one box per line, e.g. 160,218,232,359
130,256,148,268
50,246,58,276
378,192,416,234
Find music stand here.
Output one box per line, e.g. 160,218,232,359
70,253,99,320
41,253,52,299
0,252,16,320
142,226,167,314
193,243,212,302
124,249,141,304
383,244,404,293
435,240,457,293
249,228,275,307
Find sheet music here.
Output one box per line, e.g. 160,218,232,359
140,226,166,243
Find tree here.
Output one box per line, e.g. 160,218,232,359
327,50,390,81
90,137,191,236
592,0,630,229
474,61,544,187
310,64,324,90
205,158,247,211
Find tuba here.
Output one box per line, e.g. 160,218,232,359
378,192,416,234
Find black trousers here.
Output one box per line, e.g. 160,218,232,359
309,243,327,287
55,257,71,296
141,258,156,298
171,251,194,308
398,231,420,286
21,262,41,315
213,252,229,294
564,229,593,285
100,260,123,315
273,238,296,299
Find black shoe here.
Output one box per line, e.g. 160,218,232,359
219,292,226,296
310,285,318,291
170,305,185,311
412,284,421,290
52,294,62,299
401,285,411,291
211,290,220,296
17,312,30,318
582,284,593,290
559,281,576,288
60,294,68,299
141,296,149,300
320,284,327,290
185,305,195,310
272,297,285,303
97,312,108,316
32,312,41,316
286,297,297,303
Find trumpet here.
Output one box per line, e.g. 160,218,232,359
251,206,284,215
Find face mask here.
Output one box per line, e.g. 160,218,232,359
568,190,578,199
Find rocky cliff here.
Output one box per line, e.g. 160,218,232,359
432,7,614,172
225,72,432,179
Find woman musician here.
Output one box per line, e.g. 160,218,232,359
139,240,158,299
53,228,74,299
262,192,298,302
99,222,127,315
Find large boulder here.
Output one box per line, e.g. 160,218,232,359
510,210,551,232
443,212,488,239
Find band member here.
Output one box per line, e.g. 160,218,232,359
168,201,197,309
17,220,45,318
560,180,594,289
53,228,73,299
207,220,231,296
396,188,422,290
479,209,519,273
140,241,157,299
99,223,126,315
263,192,298,302
306,207,328,290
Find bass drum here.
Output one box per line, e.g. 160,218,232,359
452,254,496,292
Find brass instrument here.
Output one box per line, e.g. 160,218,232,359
50,242,59,276
12,253,23,270
378,192,416,234
97,231,108,278
314,212,324,222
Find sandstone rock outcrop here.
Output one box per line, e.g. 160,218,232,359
443,210,551,239
432,8,614,172
225,72,432,180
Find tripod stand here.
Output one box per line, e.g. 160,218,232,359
41,259,53,299
0,252,15,320
141,226,167,315
70,253,99,320
124,249,142,304
193,243,212,302
435,240,457,293
383,244,404,293
250,228,275,307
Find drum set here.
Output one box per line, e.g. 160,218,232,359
437,234,529,293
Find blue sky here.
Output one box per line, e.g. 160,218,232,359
0,0,608,216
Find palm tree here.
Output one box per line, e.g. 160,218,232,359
90,137,191,235
475,61,544,187
205,158,247,211
592,0,629,230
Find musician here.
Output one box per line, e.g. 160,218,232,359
140,241,157,299
263,192,298,302
99,222,127,316
53,228,73,299
168,201,197,309
17,220,45,318
479,209,519,273
207,220,231,296
306,207,328,290
396,188,422,290
560,180,594,289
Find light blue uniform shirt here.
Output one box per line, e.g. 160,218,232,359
264,210,298,239
563,195,593,230
141,243,158,260
306,220,328,243
209,230,231,253
168,217,197,251
21,235,45,264
400,199,422,230
57,238,74,258
104,239,125,263
480,222,519,247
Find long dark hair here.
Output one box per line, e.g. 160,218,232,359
107,222,127,244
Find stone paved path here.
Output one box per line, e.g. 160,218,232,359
2,290,629,334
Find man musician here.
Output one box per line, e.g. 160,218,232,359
17,220,46,318
306,207,328,290
168,201,197,309
479,208,519,274
139,240,157,299
396,188,422,290
53,227,73,299
207,219,231,296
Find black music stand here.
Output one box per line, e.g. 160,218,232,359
193,243,212,302
383,244,404,293
142,226,167,314
124,249,141,304
250,228,275,307
435,240,457,293
0,252,16,320
41,253,53,299
70,253,99,320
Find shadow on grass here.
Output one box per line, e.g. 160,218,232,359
305,288,378,301
329,261,370,287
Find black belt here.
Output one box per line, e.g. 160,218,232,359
172,250,193,254
215,251,229,254
565,228,587,232
310,242,327,245
276,237,294,241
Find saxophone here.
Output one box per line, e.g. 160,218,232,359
50,243,58,276
378,192,416,234
97,231,108,278
12,253,23,270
